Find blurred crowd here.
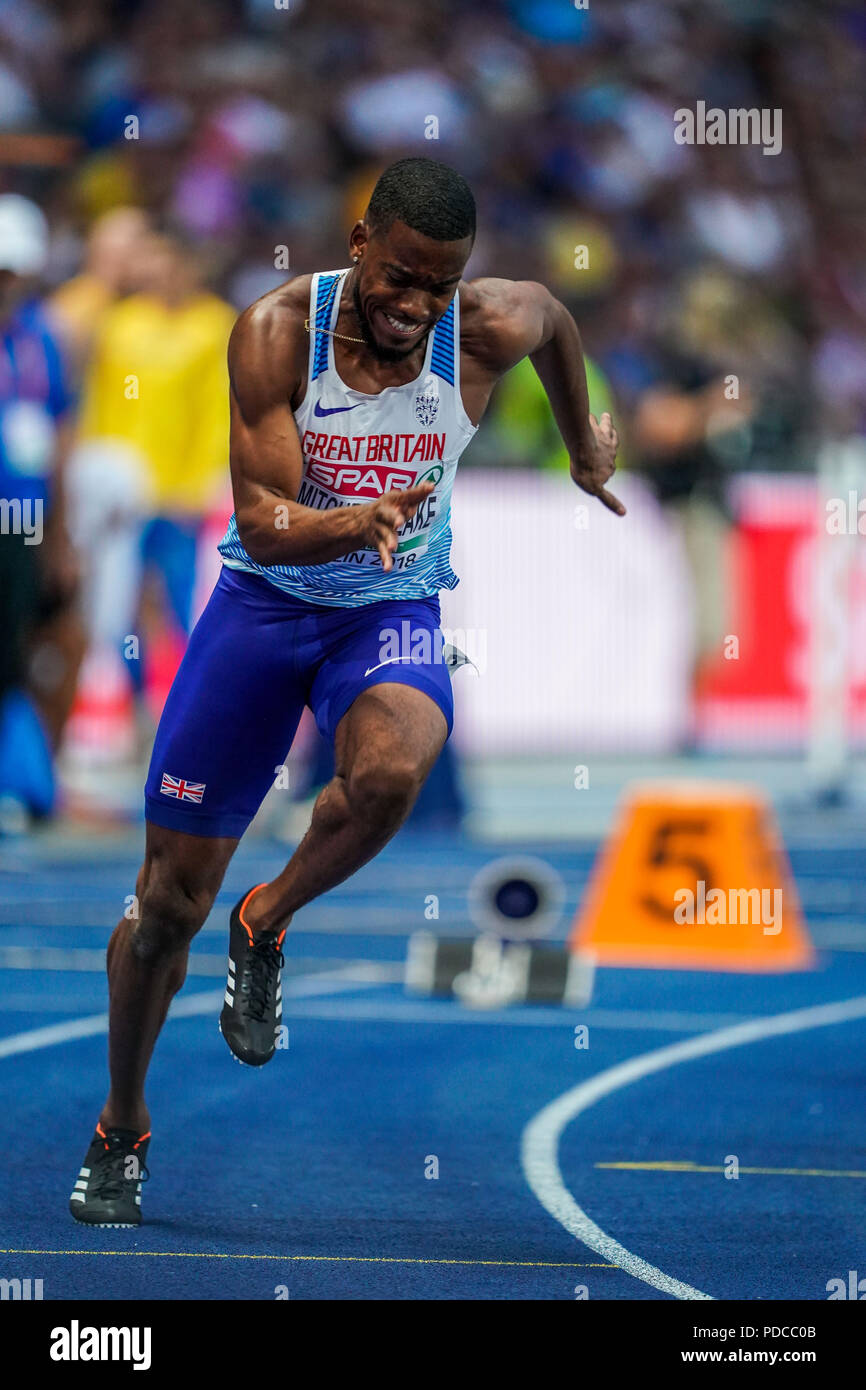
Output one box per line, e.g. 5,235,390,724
0,0,864,822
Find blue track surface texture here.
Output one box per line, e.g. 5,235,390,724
1,831,864,1300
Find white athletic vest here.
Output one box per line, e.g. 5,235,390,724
218,268,477,605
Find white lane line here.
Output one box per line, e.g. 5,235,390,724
0,989,751,1032
521,993,866,1302
0,967,389,1061
0,946,229,975
0,908,473,936
277,997,749,1032
0,901,435,920
0,946,404,980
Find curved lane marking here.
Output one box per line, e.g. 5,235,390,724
521,993,866,1301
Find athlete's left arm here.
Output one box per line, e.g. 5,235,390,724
471,279,624,516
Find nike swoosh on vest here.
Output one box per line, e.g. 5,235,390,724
313,401,362,417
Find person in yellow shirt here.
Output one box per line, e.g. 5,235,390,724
77,227,236,638
49,206,151,385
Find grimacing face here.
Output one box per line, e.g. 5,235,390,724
349,217,473,362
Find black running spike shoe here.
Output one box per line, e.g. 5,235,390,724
70,1124,150,1227
219,885,285,1067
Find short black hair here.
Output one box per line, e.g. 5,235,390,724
366,158,476,242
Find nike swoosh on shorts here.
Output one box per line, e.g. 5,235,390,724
363,657,417,677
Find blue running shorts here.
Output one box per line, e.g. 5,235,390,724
144,567,454,838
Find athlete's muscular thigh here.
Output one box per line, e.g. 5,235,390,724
335,683,447,810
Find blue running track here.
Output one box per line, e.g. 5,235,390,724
1,829,865,1300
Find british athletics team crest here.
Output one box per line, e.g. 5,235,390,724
414,385,440,427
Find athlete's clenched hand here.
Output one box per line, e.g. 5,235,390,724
357,482,436,572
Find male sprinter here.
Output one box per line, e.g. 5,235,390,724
70,158,621,1226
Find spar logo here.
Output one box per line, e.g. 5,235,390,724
306,462,415,497
300,459,446,506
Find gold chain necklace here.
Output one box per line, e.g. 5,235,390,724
304,269,366,344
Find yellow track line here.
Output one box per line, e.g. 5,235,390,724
596,1161,866,1179
0,1248,615,1268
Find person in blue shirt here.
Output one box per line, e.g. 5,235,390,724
0,195,81,827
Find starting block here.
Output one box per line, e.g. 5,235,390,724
569,780,813,972
406,932,595,1009
405,854,594,1008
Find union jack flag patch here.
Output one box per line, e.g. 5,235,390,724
160,772,206,803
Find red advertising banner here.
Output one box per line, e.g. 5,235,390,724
696,474,866,747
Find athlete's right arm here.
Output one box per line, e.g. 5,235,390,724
228,296,432,570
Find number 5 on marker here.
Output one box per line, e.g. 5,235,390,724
640,818,715,921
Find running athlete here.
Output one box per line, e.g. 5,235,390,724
70,158,621,1226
